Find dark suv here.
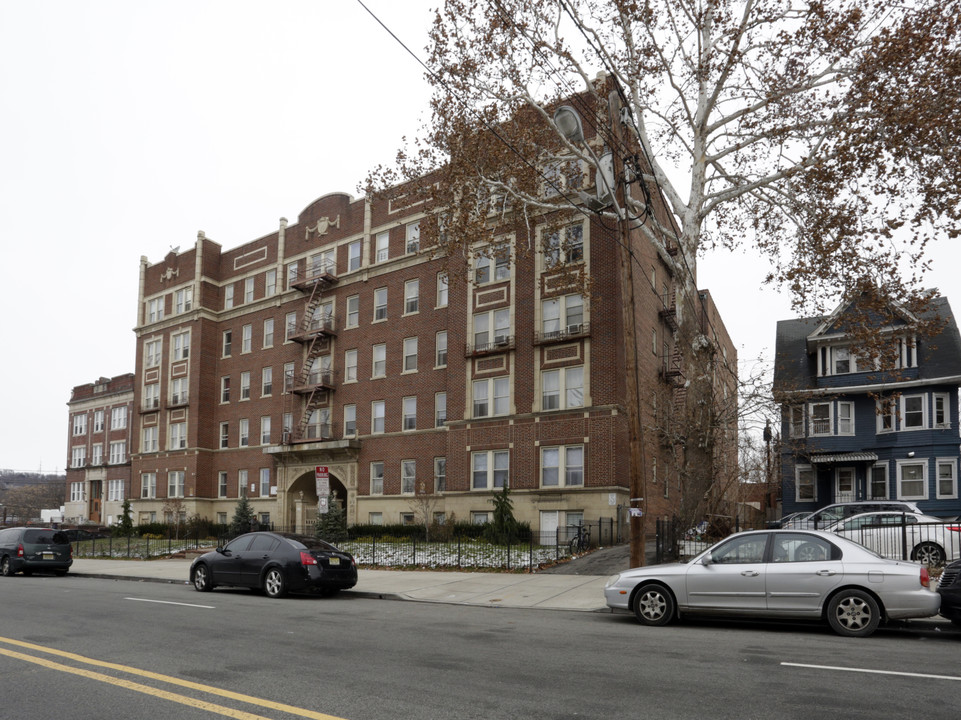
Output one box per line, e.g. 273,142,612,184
0,527,73,576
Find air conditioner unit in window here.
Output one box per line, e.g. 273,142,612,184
566,323,583,335
281,431,290,444
494,336,509,346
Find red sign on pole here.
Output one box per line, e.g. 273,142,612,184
315,465,330,504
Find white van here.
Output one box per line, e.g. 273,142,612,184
786,501,922,529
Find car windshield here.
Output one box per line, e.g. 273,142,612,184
283,535,338,552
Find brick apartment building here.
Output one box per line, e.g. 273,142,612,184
64,374,134,525
66,175,736,538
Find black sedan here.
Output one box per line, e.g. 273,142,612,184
938,558,961,625
189,532,357,598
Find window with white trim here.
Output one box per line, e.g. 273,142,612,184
170,377,188,405
435,392,447,427
93,410,104,433
108,479,124,502
73,414,87,436
370,462,384,495
437,273,448,307
870,463,888,499
344,404,356,438
147,297,165,322
141,473,156,499
404,279,419,314
473,308,510,349
240,371,250,400
168,471,185,498
796,466,816,502
788,406,804,438
175,287,192,314
224,284,234,309
265,268,277,297
372,344,386,378
69,481,84,502
239,419,249,447
239,469,248,497
897,460,927,500
91,443,102,466
436,331,448,367
346,295,359,328
434,457,447,492
259,468,270,496
475,245,510,284
544,223,584,266
808,402,832,436
541,445,584,487
262,366,272,396
71,446,86,468
218,472,228,498
402,459,416,494
541,366,584,411
372,401,385,434
473,376,509,418
221,376,230,403
223,330,232,357
837,402,854,435
934,393,951,428
244,277,254,303
406,222,420,254
403,337,418,372
344,349,358,383
172,330,190,361
472,450,509,490
902,394,925,430
375,231,389,263
877,397,896,433
260,416,271,445
219,422,229,449
145,339,162,368
937,458,958,499
542,294,585,336
348,241,362,271
142,426,158,453
167,421,187,450
285,311,297,340
109,441,125,465
402,396,417,431
374,287,387,321
242,324,252,353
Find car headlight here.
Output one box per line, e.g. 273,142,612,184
606,574,622,588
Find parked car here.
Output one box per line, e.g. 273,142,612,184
937,558,961,625
189,531,357,598
604,529,940,637
0,527,73,576
824,511,961,566
767,511,812,529
785,501,921,530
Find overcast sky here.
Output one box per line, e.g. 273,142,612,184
1,1,957,474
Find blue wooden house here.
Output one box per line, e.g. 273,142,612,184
774,294,961,519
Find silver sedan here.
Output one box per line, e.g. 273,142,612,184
604,529,940,637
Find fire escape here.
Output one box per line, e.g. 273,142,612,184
286,259,338,443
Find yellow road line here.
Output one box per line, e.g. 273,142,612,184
0,636,347,720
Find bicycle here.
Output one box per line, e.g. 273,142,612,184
568,524,591,554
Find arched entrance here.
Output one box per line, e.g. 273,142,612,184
286,469,348,534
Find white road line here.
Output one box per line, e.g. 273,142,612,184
125,597,215,609
783,662,961,682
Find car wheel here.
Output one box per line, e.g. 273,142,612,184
192,563,213,592
795,542,825,562
0,557,13,577
827,589,881,637
912,542,945,567
263,568,288,598
632,583,675,626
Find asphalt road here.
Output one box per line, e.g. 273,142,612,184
1,573,959,720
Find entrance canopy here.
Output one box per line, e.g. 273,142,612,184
809,452,879,464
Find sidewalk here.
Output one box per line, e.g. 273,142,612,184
68,558,612,612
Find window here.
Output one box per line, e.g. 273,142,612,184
244,277,255,304
372,344,386,378
169,422,187,450
145,339,162,368
472,450,509,490
241,324,252,353
108,479,124,502
344,404,357,437
370,462,384,495
938,459,958,499
902,395,925,430
142,426,158,453
262,367,272,396
170,377,188,405
473,308,511,349
473,377,509,418
809,402,832,436
403,337,418,372
286,262,299,289
141,473,157,499
544,223,584,266
73,414,87,436
93,410,104,433
260,416,271,445
220,422,229,449
404,279,420,314
541,445,584,487
218,472,228,498
348,241,362,271
346,295,359,328
223,330,232,357
934,393,951,428
265,268,277,297
542,294,585,336
239,469,248,497
434,457,447,492
877,397,896,433
870,463,888,499
475,245,510,284
240,371,250,400
833,346,852,374
369,512,383,525
286,311,297,340
406,222,420,254
69,481,84,502
541,366,584,410
109,441,125,465
344,349,358,382
71,446,86,468
837,402,854,435
435,331,448,367
897,460,927,500
789,406,805,438
91,444,102,466
403,397,417,431
174,287,192,314
168,471,185,498
374,287,387,321
147,297,165,322
372,401,385,434
437,273,448,307
435,392,447,427
260,468,270,496
142,383,159,411
284,362,295,392
239,418,249,447
375,231,389,263
796,466,816,502
172,331,190,360
471,511,491,525
402,460,416,494
221,376,230,403
225,284,235,309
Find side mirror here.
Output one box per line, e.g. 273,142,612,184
700,554,713,566
217,547,229,555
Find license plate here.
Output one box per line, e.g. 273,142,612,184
42,552,54,560
328,557,340,566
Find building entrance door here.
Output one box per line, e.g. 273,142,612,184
835,467,855,503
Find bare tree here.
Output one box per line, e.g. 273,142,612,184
407,481,443,542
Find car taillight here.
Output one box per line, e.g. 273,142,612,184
947,525,961,533
300,551,317,566
920,567,931,588
16,543,23,558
